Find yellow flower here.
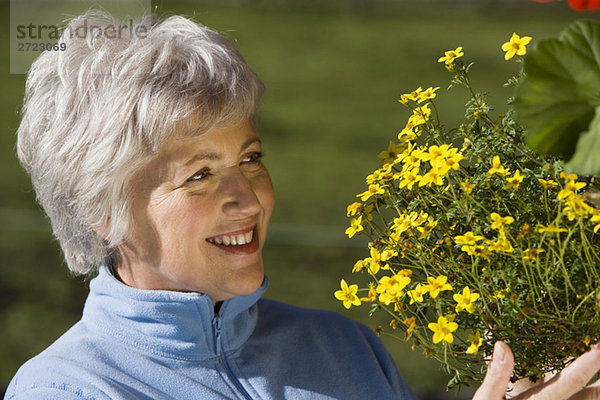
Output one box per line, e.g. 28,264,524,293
421,144,447,162
453,286,480,313
454,231,484,245
346,202,362,217
403,317,416,334
523,248,545,261
407,113,428,129
401,120,421,139
591,213,600,233
397,94,410,106
438,46,464,65
436,149,464,172
419,167,446,187
381,248,398,261
536,224,567,234
418,86,440,103
366,246,396,275
376,273,411,305
487,156,510,177
407,283,428,304
487,238,514,253
345,216,364,238
352,258,367,273
563,194,593,221
417,217,438,239
560,171,579,181
494,288,509,299
415,210,429,226
378,141,402,164
357,184,385,201
461,137,471,151
504,169,523,190
397,269,413,278
366,164,394,185
397,127,418,143
366,258,382,275
360,284,377,302
539,178,559,189
424,275,453,298
461,179,475,194
398,168,422,190
402,146,426,170
501,32,532,60
412,103,432,120
403,86,423,101
466,331,483,355
558,180,587,200
334,279,362,309
490,213,514,230
584,335,592,347
428,315,458,344
461,244,492,260
392,211,419,234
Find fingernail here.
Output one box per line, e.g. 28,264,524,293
592,343,600,351
494,341,506,363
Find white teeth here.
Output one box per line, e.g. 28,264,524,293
207,230,254,246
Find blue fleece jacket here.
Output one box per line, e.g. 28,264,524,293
5,267,417,399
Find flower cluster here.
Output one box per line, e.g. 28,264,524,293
336,34,600,388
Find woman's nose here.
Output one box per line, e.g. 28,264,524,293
219,167,261,217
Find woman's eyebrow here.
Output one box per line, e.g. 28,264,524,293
241,137,262,151
182,152,220,167
181,137,262,167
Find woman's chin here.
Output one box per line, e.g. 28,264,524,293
214,268,265,302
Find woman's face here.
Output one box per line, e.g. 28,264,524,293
117,119,274,302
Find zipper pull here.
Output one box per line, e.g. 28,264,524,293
212,317,222,355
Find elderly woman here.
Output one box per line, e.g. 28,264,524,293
6,11,600,400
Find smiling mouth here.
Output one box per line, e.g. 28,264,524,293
206,227,255,246
205,226,260,255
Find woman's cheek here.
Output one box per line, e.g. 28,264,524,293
150,191,206,230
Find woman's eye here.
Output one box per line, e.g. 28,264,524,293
242,151,264,164
187,167,211,182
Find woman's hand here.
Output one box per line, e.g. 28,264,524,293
473,341,600,399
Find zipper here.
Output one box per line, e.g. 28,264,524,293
212,317,254,400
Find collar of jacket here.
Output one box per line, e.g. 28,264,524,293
81,266,269,361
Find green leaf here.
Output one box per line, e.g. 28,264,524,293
566,107,600,175
514,19,600,176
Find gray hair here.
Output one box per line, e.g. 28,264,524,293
17,11,264,276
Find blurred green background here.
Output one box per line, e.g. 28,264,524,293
1,0,594,398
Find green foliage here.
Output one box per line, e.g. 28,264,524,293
515,19,600,176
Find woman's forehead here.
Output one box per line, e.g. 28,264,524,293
160,120,260,164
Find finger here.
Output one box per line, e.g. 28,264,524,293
566,376,600,400
473,341,515,400
507,370,556,396
513,344,600,400
508,377,544,397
